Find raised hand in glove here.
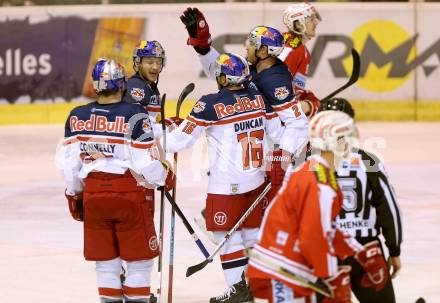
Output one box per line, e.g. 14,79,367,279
355,240,389,291
180,7,212,54
65,191,84,221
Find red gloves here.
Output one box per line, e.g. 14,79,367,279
65,191,84,222
161,160,176,192
266,148,292,191
180,7,212,53
322,266,352,303
355,241,389,291
297,90,320,118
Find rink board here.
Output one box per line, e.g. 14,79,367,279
1,100,439,125
1,2,440,123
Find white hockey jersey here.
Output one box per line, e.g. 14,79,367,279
164,86,284,195
56,101,167,195
198,48,309,156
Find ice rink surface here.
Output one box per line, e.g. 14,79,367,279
1,123,439,303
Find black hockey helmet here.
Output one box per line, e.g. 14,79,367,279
318,98,355,118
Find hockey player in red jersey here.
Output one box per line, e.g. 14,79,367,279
246,110,389,303
164,53,284,303
280,2,322,118
57,59,175,303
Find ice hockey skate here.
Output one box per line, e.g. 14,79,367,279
124,294,157,303
209,278,253,303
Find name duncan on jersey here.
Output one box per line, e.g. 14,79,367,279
70,114,129,134
234,117,263,132
214,95,265,119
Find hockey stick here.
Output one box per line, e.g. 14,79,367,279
167,83,195,303
164,191,210,258
157,93,167,302
320,48,360,102
246,248,332,298
186,182,272,277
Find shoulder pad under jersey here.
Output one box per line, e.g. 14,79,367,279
123,75,151,106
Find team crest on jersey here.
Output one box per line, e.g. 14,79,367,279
150,95,159,105
230,183,239,193
130,87,145,102
193,101,206,113
276,230,288,246
142,119,152,132
351,157,361,167
274,86,289,100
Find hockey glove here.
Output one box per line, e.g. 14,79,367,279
180,7,212,54
297,90,320,118
266,148,292,191
355,240,389,291
159,160,176,192
321,266,352,303
65,191,84,222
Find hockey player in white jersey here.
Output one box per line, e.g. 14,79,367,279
57,59,175,303
164,53,284,303
180,10,309,244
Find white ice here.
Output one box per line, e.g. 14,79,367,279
0,123,439,303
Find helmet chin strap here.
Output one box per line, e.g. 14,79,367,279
254,48,271,68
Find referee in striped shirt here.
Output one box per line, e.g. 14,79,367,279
318,98,403,303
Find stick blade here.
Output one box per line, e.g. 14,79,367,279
186,259,210,277
349,48,360,84
321,48,360,101
178,83,195,103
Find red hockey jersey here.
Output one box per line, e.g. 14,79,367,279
279,33,320,118
247,156,362,296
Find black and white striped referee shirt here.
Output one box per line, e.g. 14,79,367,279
336,149,403,257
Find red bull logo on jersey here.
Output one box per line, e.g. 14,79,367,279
214,95,265,119
70,114,130,134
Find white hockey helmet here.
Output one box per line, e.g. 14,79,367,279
309,110,355,153
283,3,322,36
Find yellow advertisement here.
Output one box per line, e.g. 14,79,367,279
82,18,145,98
